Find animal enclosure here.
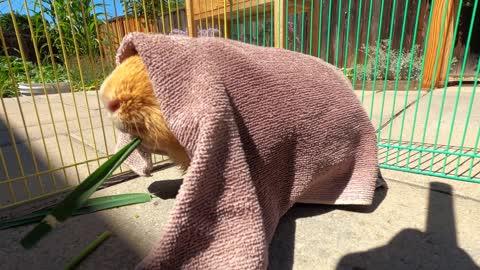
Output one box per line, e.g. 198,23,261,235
0,0,479,211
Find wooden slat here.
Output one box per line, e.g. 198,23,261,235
311,0,320,56
346,0,358,66
438,0,458,85
185,0,196,37
422,0,457,89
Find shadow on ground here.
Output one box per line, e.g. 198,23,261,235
267,184,388,270
336,182,479,270
0,115,145,269
148,178,183,199
0,112,59,207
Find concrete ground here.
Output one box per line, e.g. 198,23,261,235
0,87,479,269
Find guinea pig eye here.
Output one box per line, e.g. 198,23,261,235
107,99,120,113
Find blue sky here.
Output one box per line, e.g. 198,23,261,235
1,0,125,19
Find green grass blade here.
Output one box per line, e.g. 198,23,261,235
1,193,152,230
20,138,141,249
64,231,111,270
74,193,152,215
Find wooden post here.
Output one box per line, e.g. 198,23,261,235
274,0,286,48
438,0,458,86
422,0,457,89
185,0,197,37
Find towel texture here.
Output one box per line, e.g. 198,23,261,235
114,33,380,270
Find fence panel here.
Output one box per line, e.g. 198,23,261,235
0,0,479,210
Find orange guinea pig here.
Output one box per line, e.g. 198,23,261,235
99,55,190,170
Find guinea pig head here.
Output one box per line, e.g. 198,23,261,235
99,55,190,170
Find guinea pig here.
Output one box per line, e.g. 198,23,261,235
99,55,190,170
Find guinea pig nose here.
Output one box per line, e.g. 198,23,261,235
107,99,120,113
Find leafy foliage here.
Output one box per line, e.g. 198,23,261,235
0,55,68,97
32,0,106,57
356,39,424,81
121,0,185,18
0,12,50,61
0,12,31,33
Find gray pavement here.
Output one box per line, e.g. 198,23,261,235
0,87,479,269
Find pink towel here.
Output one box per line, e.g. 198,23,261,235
114,33,380,269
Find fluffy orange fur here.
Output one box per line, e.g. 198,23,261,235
100,55,190,170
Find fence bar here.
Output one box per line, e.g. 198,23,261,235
308,0,313,55
376,0,398,142
256,0,259,45
343,0,352,72
24,0,69,188
468,127,480,178
325,0,332,61
428,0,466,171
3,0,480,211
316,0,323,58
351,0,362,88
167,0,174,34
300,0,305,53
383,0,411,163
132,0,141,31
150,0,160,33
394,0,425,165
224,0,228,38
218,0,223,38
359,0,374,104
176,0,182,30
334,0,341,66
404,0,437,167
211,0,215,36
414,0,451,170
442,0,480,173
7,0,53,194
456,32,480,175
367,0,386,120
274,0,285,48
250,0,253,44
159,0,167,34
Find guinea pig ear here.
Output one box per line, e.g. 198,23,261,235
115,131,153,176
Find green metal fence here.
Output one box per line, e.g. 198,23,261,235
0,0,479,210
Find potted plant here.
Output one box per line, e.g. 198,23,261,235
17,61,71,96
1,56,71,97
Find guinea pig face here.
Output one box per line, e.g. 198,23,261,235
99,55,190,169
99,55,161,138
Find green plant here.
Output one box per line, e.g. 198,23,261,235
356,39,424,81
0,12,30,33
121,0,185,18
20,137,141,249
32,0,106,57
0,12,51,62
64,231,111,270
0,193,152,229
342,67,355,81
66,55,114,91
0,55,69,97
